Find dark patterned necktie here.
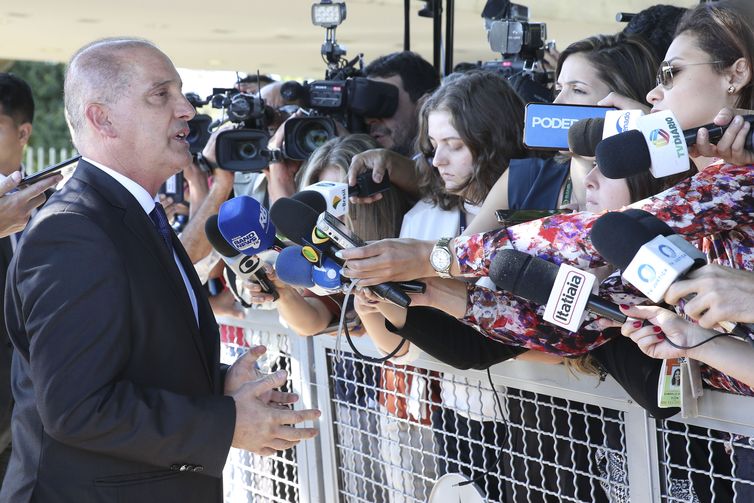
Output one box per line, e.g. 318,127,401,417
149,204,174,253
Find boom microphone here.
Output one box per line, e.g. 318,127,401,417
489,249,626,332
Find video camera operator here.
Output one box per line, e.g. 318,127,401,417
236,74,275,95
344,52,440,204
363,52,439,157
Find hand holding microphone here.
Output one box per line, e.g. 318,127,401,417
690,107,754,166
620,304,727,360
665,264,754,329
590,209,754,339
595,109,751,179
269,193,411,307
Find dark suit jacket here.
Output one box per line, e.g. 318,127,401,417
0,237,13,451
0,161,236,502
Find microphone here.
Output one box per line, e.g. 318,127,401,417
274,245,315,288
217,195,286,254
312,256,343,291
269,196,412,307
205,215,279,300
301,181,349,218
590,210,754,338
292,190,327,214
568,117,604,157
590,211,704,303
568,110,646,157
596,110,753,179
489,249,627,332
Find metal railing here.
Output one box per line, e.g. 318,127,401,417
217,310,754,503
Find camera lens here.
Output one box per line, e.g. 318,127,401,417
300,122,331,153
235,141,258,160
229,95,252,122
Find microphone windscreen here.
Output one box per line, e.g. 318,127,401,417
312,256,342,290
622,208,674,237
595,129,651,179
205,214,238,258
218,196,277,256
292,190,327,214
590,211,657,270
269,197,320,246
275,245,315,287
568,117,604,157
489,249,558,305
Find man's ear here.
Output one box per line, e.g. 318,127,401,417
84,103,117,138
17,123,32,147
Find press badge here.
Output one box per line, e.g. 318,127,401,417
657,358,682,408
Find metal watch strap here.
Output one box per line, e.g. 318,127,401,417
431,237,453,278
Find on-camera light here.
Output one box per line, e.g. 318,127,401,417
311,1,347,28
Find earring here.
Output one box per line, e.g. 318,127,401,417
728,85,736,94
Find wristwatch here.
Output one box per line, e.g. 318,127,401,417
430,237,453,278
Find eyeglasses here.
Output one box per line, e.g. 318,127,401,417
656,60,725,90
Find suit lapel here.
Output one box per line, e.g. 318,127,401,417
172,233,220,380
74,162,213,383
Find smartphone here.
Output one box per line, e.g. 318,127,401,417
159,172,184,204
495,208,572,225
523,103,616,150
348,170,391,198
19,155,81,187
315,211,411,307
315,211,366,249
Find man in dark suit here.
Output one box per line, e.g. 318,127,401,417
0,73,64,483
0,38,319,502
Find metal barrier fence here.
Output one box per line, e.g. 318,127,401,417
217,310,754,503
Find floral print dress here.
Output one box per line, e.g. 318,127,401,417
454,161,754,396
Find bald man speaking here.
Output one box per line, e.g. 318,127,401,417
0,38,319,503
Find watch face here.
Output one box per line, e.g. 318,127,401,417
431,248,451,270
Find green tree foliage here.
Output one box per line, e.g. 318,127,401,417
8,61,72,150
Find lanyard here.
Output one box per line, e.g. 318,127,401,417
561,176,573,207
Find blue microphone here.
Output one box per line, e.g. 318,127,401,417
312,256,342,291
218,195,280,256
274,245,315,288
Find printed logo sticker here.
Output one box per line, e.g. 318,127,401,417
232,231,261,250
649,129,670,147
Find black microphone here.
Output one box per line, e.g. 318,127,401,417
590,211,706,277
205,215,278,300
591,210,754,338
269,197,412,307
292,190,327,214
596,116,754,179
568,117,604,157
489,249,627,326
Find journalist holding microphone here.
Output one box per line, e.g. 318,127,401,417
0,38,319,503
339,1,754,385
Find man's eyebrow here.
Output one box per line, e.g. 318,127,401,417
148,79,178,91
